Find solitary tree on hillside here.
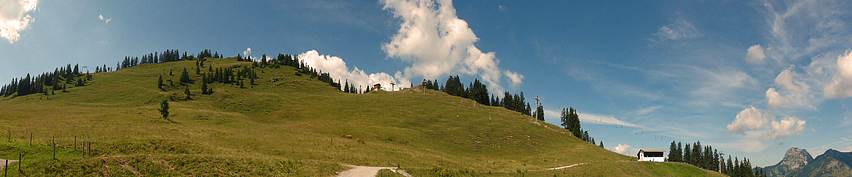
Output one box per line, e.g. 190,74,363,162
184,86,191,100
159,99,169,120
158,75,164,90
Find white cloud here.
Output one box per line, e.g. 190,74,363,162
765,116,806,140
242,48,255,61
824,52,852,98
0,0,38,43
613,144,631,155
381,0,522,94
577,112,642,128
766,88,788,110
745,44,767,64
651,16,702,42
98,14,111,24
727,106,807,141
504,70,523,89
298,50,401,91
768,67,815,110
727,107,770,134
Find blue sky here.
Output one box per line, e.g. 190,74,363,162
2,0,852,166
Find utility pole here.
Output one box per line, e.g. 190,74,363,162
423,79,426,94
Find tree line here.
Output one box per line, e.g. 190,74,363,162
667,141,767,177
1,63,92,97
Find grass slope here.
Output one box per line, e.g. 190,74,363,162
0,58,723,176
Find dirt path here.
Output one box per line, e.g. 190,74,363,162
0,159,19,170
336,165,412,177
547,163,586,170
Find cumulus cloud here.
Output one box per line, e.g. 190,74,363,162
766,117,806,140
651,16,702,42
766,88,789,110
727,106,806,140
727,107,770,134
98,14,111,24
745,44,767,64
298,50,402,91
381,0,522,94
613,144,631,155
0,0,38,43
242,48,255,61
767,67,815,110
824,52,852,98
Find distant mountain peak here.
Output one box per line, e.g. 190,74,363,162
764,147,815,177
778,147,814,169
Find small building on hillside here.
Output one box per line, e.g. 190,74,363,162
637,149,665,162
372,84,382,91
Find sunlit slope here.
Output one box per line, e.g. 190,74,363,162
0,58,724,176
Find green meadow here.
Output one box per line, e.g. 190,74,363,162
0,58,724,176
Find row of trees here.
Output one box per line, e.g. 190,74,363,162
426,75,533,116
118,49,221,71
1,64,91,97
667,141,767,177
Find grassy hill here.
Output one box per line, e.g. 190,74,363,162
0,58,725,176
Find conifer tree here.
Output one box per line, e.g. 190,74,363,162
669,141,678,162
201,79,208,94
158,75,164,90
599,141,604,148
159,99,169,119
535,104,544,121
184,86,191,100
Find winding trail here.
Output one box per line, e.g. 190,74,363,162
336,165,412,177
0,159,19,170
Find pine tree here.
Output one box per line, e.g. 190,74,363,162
158,75,164,90
159,99,169,119
535,104,544,121
201,79,208,94
684,144,692,164
184,86,191,100
196,66,200,75
599,141,604,148
668,141,678,162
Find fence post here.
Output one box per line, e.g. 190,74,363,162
29,133,32,145
4,159,7,177
74,136,77,151
17,154,21,171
